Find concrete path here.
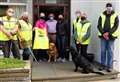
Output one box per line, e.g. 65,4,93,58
32,62,119,82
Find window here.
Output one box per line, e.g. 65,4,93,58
33,0,45,3
0,0,7,2
57,0,69,4
33,0,69,4
0,0,27,3
13,6,26,18
46,0,56,4
9,0,27,3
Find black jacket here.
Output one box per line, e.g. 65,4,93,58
97,11,119,39
56,20,68,36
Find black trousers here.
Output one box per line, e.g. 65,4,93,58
1,40,20,59
33,49,48,61
22,48,31,60
77,44,88,57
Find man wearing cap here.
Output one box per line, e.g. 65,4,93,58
97,3,119,72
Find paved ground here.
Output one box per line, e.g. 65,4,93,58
0,51,119,82
32,61,119,82
32,62,79,79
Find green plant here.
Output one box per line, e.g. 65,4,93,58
0,58,25,69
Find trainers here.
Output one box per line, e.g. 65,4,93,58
61,59,66,62
42,59,48,62
106,68,112,72
57,58,62,62
99,67,104,71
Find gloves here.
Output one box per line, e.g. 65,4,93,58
103,32,109,40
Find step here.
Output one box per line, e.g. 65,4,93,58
32,73,118,82
0,61,31,82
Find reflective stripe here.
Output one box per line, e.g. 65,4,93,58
98,13,119,37
76,22,91,45
73,18,81,29
18,20,32,48
0,16,17,41
4,28,14,30
33,28,49,49
18,20,32,41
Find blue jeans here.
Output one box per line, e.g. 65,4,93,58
56,35,66,59
100,38,115,68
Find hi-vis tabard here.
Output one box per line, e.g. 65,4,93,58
18,20,32,48
98,13,119,37
0,16,17,41
33,27,49,49
73,17,81,29
76,22,91,45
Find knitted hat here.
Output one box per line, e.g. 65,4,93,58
106,3,112,7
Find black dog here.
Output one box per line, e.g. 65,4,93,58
70,47,104,75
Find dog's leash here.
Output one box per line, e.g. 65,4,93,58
28,47,39,64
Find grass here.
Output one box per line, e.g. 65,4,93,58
0,58,26,69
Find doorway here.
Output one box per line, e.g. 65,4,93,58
33,4,70,25
0,5,8,16
33,0,71,60
38,6,64,20
33,2,70,41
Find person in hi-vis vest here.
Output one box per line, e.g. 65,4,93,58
0,8,20,59
33,12,49,61
97,3,119,72
17,12,33,60
75,12,91,59
72,10,81,52
73,10,81,34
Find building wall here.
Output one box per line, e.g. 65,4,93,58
26,0,33,23
71,0,120,73
0,0,32,22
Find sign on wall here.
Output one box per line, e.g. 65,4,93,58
45,0,56,4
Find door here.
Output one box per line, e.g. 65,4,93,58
33,2,71,52
33,4,69,25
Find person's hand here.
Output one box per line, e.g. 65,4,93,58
103,32,109,40
6,32,12,39
76,39,81,44
77,43,81,48
19,37,25,42
10,31,17,36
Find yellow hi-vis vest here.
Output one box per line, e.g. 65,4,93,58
76,22,91,45
73,17,81,29
0,16,17,41
98,13,119,37
18,20,32,48
33,27,49,49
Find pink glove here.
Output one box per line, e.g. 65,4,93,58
103,32,109,40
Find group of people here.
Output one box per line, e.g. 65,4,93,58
33,13,69,62
72,3,119,72
0,2,119,72
0,8,32,60
0,7,69,62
